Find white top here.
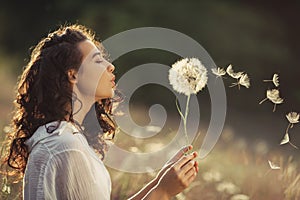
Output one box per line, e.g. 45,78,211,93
23,121,111,200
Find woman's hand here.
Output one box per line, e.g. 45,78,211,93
132,146,199,200
156,145,199,181
155,146,199,198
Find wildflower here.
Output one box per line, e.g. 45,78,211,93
226,64,243,79
268,160,280,170
169,58,208,96
216,181,240,195
1,184,11,194
202,170,222,182
263,73,280,87
259,89,284,112
211,67,226,78
169,57,208,144
230,194,250,200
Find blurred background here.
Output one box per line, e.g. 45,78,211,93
0,0,299,199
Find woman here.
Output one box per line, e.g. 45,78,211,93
4,24,199,199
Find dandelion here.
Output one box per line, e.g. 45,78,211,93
216,181,240,195
230,194,250,200
1,184,11,194
169,58,208,96
259,89,284,112
169,57,208,144
268,160,280,170
263,73,280,87
202,170,222,182
226,64,243,79
211,67,226,78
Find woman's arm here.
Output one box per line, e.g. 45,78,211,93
129,146,198,200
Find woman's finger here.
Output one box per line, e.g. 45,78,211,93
169,145,193,164
175,152,197,169
184,167,197,181
177,145,193,157
180,160,196,175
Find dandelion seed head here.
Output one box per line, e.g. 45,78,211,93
3,126,11,133
216,181,240,195
230,194,250,200
254,141,268,155
202,170,222,182
169,57,208,96
1,184,11,194
286,112,299,124
226,64,243,79
212,67,226,77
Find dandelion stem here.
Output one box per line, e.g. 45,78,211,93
183,95,191,145
285,123,291,135
175,98,185,121
289,141,299,149
259,98,267,105
175,96,191,145
273,104,276,112
263,80,272,82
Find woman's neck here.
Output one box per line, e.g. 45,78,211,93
72,91,96,125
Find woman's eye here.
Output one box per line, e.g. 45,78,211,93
95,60,103,64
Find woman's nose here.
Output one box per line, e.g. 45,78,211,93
107,64,115,72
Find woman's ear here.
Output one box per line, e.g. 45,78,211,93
67,69,78,84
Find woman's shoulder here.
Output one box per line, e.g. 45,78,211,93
27,121,88,155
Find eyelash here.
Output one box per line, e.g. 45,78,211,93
95,60,103,64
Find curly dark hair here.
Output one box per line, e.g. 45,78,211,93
2,24,119,176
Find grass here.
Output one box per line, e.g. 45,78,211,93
105,127,300,200
1,126,300,199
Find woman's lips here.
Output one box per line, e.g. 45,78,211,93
111,76,116,87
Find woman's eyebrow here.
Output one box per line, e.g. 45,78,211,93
92,52,101,59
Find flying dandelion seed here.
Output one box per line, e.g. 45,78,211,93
263,73,280,87
280,112,300,149
286,112,299,128
169,57,208,145
238,73,250,88
226,64,250,89
226,64,243,79
211,67,226,78
230,73,250,89
280,133,290,145
259,89,284,112
268,160,280,170
280,132,298,149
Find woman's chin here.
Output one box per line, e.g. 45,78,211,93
96,92,114,100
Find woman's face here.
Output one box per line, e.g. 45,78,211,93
76,40,115,100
